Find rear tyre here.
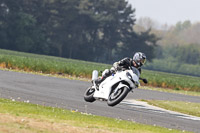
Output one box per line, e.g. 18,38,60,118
107,86,129,106
84,86,96,102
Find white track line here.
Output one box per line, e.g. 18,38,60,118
121,100,200,121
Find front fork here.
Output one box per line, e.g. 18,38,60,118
92,80,99,91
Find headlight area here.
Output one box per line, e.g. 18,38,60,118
126,72,132,80
126,72,139,87
126,72,135,83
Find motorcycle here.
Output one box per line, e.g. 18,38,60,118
84,67,147,106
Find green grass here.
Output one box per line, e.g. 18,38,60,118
141,86,200,97
0,49,200,92
145,100,200,117
0,98,186,133
141,70,200,92
0,49,110,78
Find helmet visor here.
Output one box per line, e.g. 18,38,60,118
140,58,146,65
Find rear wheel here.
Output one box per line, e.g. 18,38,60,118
107,86,129,106
84,86,96,102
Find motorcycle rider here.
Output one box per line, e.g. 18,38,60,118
95,52,148,85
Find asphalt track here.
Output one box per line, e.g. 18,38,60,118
0,70,200,132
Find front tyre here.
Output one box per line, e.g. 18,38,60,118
84,86,96,102
107,87,129,106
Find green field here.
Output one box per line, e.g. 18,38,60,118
144,100,200,117
0,49,109,78
142,70,200,92
0,98,186,133
0,49,200,92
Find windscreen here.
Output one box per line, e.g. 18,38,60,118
131,67,140,77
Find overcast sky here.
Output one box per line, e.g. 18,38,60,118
128,0,200,25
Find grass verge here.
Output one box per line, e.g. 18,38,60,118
141,69,200,92
144,100,200,117
140,86,200,97
0,98,185,133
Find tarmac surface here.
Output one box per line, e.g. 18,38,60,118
0,70,200,132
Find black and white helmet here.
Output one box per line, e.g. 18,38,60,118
133,52,146,67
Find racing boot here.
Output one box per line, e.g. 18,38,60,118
94,76,106,88
94,69,112,89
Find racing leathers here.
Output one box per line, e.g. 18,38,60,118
113,57,141,73
95,57,142,85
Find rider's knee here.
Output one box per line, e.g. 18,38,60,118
102,69,111,77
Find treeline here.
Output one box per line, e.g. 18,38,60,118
158,44,200,65
158,20,200,46
0,0,158,63
135,18,200,65
135,18,200,76
146,44,200,76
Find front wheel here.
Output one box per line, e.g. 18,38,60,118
107,86,129,106
84,86,96,102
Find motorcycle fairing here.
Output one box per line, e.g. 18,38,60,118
93,70,135,100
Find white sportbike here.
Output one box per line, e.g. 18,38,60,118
84,67,146,106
